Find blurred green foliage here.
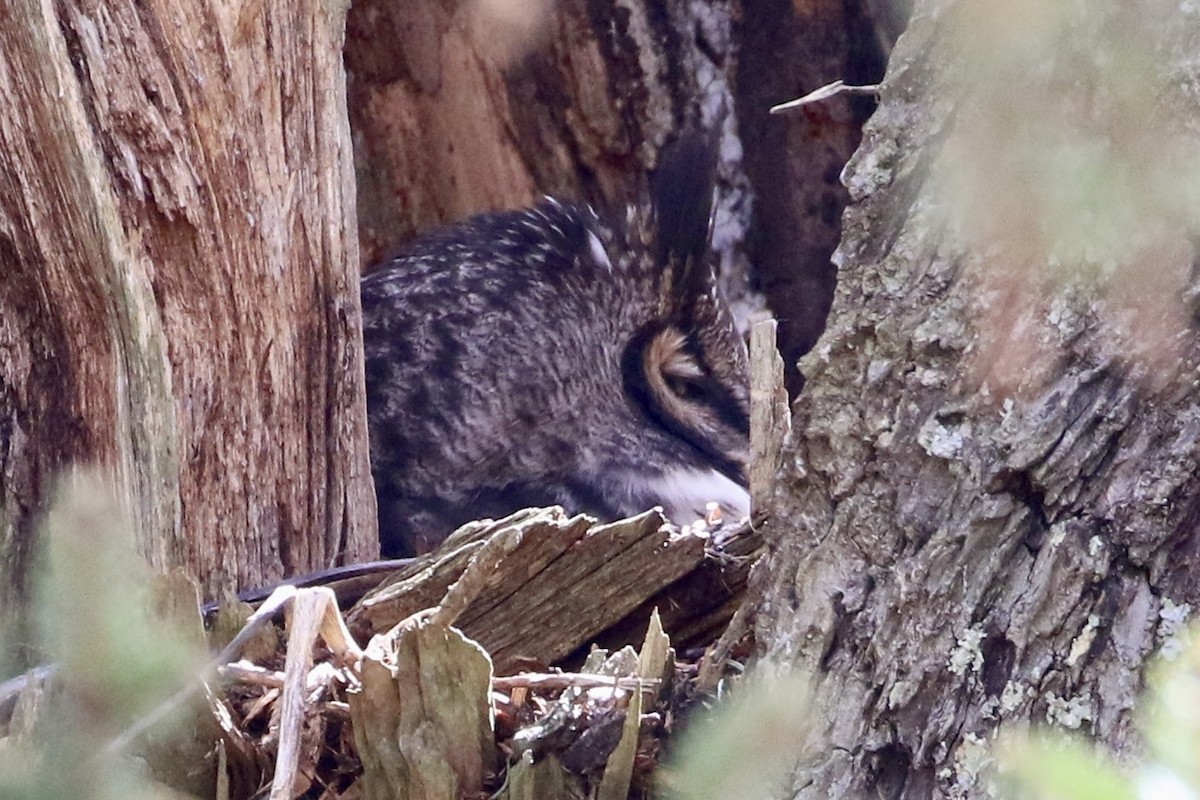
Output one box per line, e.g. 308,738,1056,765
994,628,1200,800
935,0,1200,276
995,734,1137,800
0,474,205,800
662,672,811,800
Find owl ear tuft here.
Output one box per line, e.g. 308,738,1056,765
651,127,719,298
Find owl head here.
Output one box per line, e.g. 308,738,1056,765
362,129,749,556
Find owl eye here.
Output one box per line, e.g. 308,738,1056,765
655,331,707,402
664,372,707,403
626,323,719,434
619,320,749,497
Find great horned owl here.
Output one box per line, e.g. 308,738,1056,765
361,132,749,557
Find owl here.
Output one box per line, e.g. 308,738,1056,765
361,132,749,557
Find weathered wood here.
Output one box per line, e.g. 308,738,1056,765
349,507,706,674
751,317,791,519
349,620,496,800
0,0,376,613
210,509,760,663
504,752,585,800
588,521,759,656
464,512,697,670
0,506,746,796
347,509,584,636
598,610,671,800
268,591,327,800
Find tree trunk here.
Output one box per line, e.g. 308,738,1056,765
757,2,1200,797
346,0,735,255
0,0,376,613
345,0,771,320
344,0,885,366
736,0,887,396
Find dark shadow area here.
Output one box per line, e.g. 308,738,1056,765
735,0,901,397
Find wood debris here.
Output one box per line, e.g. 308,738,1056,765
0,506,760,799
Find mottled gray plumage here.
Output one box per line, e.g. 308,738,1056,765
362,133,749,556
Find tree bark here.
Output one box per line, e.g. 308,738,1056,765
0,0,376,612
757,2,1200,797
344,0,765,318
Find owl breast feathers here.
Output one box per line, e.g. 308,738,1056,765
361,132,750,556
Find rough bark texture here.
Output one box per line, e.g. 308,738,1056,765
758,3,1200,798
343,0,887,364
0,0,377,611
345,0,767,323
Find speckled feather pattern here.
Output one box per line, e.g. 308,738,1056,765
362,142,749,556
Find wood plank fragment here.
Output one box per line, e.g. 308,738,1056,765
750,316,790,517
468,512,701,672
349,508,589,635
452,514,595,629
216,740,229,800
349,621,496,800
598,685,641,800
431,510,589,629
503,752,585,800
492,673,660,691
349,507,706,674
203,683,264,797
268,589,332,800
587,520,760,655
599,609,671,800
349,540,483,633
636,610,673,698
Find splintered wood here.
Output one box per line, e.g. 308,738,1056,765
351,621,497,799
259,507,751,798
0,506,758,799
349,507,706,672
750,316,790,516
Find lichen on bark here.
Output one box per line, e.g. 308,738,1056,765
757,2,1200,797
